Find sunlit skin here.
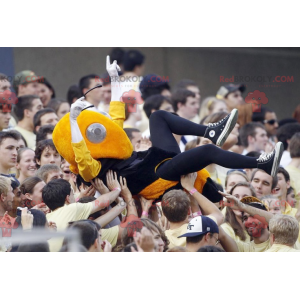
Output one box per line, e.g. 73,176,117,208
149,227,165,252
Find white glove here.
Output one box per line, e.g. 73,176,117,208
70,98,91,120
70,99,91,143
106,55,123,102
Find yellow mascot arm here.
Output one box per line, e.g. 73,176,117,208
72,139,101,182
109,101,125,129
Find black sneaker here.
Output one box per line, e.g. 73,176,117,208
204,108,238,147
257,142,284,177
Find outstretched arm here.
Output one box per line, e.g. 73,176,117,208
106,55,126,128
70,100,102,182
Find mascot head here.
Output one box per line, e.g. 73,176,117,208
53,103,133,174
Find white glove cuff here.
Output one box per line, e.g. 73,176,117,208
70,119,83,143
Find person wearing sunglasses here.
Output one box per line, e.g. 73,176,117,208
252,107,279,142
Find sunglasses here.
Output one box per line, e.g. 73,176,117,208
263,119,277,125
226,169,247,175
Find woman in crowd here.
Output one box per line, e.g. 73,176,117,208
20,177,46,209
225,170,249,193
199,97,228,122
221,182,256,243
47,98,70,120
38,78,56,107
35,139,62,169
16,148,37,184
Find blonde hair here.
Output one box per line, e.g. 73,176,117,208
0,176,11,196
199,97,226,121
269,214,299,246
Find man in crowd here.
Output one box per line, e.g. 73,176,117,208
79,74,103,109
216,83,246,112
252,107,279,142
171,89,199,150
13,95,43,149
36,164,63,183
239,122,268,155
33,108,59,133
250,169,277,199
124,128,142,149
0,73,12,132
173,79,201,123
0,132,19,176
266,214,300,252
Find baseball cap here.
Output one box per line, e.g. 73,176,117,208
13,70,40,92
216,84,246,100
178,216,219,238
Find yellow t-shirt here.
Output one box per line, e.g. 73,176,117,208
283,202,297,217
221,222,251,243
102,226,119,248
46,202,94,252
265,244,300,252
236,238,271,252
13,126,36,150
285,165,300,207
165,223,189,249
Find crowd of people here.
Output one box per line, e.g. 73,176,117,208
1,47,300,252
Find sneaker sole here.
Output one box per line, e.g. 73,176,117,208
271,142,284,177
216,108,238,147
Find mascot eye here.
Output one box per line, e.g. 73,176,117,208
86,123,107,143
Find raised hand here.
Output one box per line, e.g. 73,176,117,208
218,191,244,211
133,227,155,252
119,176,132,203
135,137,152,152
180,172,197,191
78,184,96,200
70,100,89,120
91,178,110,195
21,207,33,231
106,55,121,78
106,170,121,191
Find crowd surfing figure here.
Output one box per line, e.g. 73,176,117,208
0,48,300,252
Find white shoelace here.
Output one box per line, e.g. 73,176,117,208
208,115,228,127
257,151,273,162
